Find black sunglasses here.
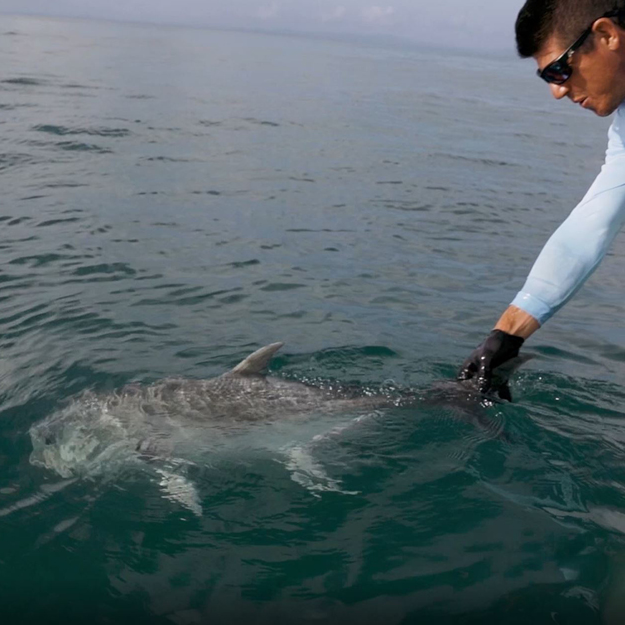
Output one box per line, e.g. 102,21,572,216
537,8,622,84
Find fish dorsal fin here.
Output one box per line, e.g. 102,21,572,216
230,342,284,376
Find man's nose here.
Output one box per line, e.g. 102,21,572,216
549,83,570,100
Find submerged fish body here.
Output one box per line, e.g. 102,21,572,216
29,346,384,475
28,343,390,513
28,342,526,515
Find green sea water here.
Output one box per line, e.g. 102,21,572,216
1,14,625,625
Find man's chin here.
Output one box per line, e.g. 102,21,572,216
595,107,614,117
593,101,621,117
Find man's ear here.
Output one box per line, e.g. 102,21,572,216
593,17,623,51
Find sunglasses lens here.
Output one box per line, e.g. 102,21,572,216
541,61,571,84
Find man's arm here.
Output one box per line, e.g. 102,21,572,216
460,114,625,393
507,180,625,326
494,305,540,340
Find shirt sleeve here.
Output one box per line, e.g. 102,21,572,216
510,107,625,325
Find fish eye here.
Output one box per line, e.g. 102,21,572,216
44,435,54,445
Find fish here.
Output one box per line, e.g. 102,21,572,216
26,342,529,516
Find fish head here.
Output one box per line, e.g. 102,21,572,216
29,417,102,478
29,400,130,478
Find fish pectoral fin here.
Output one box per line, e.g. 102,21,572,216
281,445,360,497
155,468,202,516
229,342,284,376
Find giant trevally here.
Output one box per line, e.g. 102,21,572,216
24,342,527,516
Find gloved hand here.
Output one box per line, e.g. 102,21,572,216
458,330,525,399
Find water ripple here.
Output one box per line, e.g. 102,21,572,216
33,124,131,137
1,77,47,86
0,17,621,624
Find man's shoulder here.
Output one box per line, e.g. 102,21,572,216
607,104,625,151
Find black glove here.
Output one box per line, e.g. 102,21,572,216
458,330,524,398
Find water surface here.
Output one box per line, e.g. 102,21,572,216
1,14,625,624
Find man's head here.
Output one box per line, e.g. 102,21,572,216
516,0,625,116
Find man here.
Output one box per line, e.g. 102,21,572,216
459,0,625,394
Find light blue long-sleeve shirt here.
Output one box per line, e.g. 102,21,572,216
511,103,625,325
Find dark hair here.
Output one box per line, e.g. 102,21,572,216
515,0,625,57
